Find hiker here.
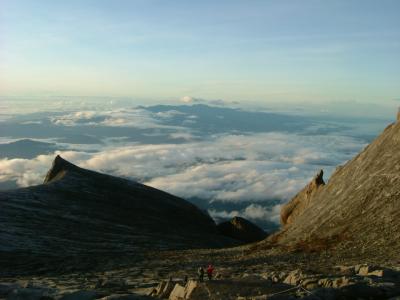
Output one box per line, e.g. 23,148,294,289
206,264,214,280
197,266,205,282
183,275,188,285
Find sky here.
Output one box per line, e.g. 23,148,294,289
1,0,400,105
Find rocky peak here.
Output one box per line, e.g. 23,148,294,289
313,169,325,186
217,216,267,243
43,155,79,183
280,169,325,226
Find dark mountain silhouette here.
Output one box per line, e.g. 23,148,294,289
217,216,268,243
0,155,241,273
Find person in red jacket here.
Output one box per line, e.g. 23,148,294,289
206,264,214,280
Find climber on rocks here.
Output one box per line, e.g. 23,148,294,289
197,266,204,282
207,264,214,280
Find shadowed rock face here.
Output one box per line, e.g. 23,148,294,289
275,117,400,255
0,156,238,264
217,216,267,243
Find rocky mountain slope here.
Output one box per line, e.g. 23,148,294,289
275,114,400,257
0,155,239,273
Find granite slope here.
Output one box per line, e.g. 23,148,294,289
275,114,400,258
0,155,238,267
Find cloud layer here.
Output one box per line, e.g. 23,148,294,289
0,132,363,201
0,104,377,227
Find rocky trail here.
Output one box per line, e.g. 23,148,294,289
2,243,400,299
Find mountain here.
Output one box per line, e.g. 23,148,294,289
0,155,240,273
0,139,58,159
217,216,268,243
275,114,400,258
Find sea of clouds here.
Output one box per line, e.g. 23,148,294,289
0,101,388,229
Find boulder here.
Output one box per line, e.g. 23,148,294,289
357,265,399,278
331,277,352,288
300,278,319,290
283,269,303,285
168,284,185,300
161,281,177,298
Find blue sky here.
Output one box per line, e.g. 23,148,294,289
1,0,400,105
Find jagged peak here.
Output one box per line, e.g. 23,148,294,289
280,169,325,226
313,169,325,187
43,155,79,184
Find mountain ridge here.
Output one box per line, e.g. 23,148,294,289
0,155,243,272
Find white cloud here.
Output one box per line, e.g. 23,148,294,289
0,132,363,202
50,108,184,129
0,131,365,225
180,96,200,103
208,203,282,225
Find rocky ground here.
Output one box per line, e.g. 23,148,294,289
2,243,400,299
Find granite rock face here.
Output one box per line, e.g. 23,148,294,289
276,117,400,257
280,170,325,226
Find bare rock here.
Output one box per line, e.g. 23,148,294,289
168,283,185,300
283,269,304,285
357,265,399,278
273,117,400,258
280,170,325,226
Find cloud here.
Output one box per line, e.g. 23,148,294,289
180,96,214,104
180,96,200,103
179,96,239,106
0,129,365,227
0,151,90,187
0,132,363,202
50,108,184,129
208,203,282,225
